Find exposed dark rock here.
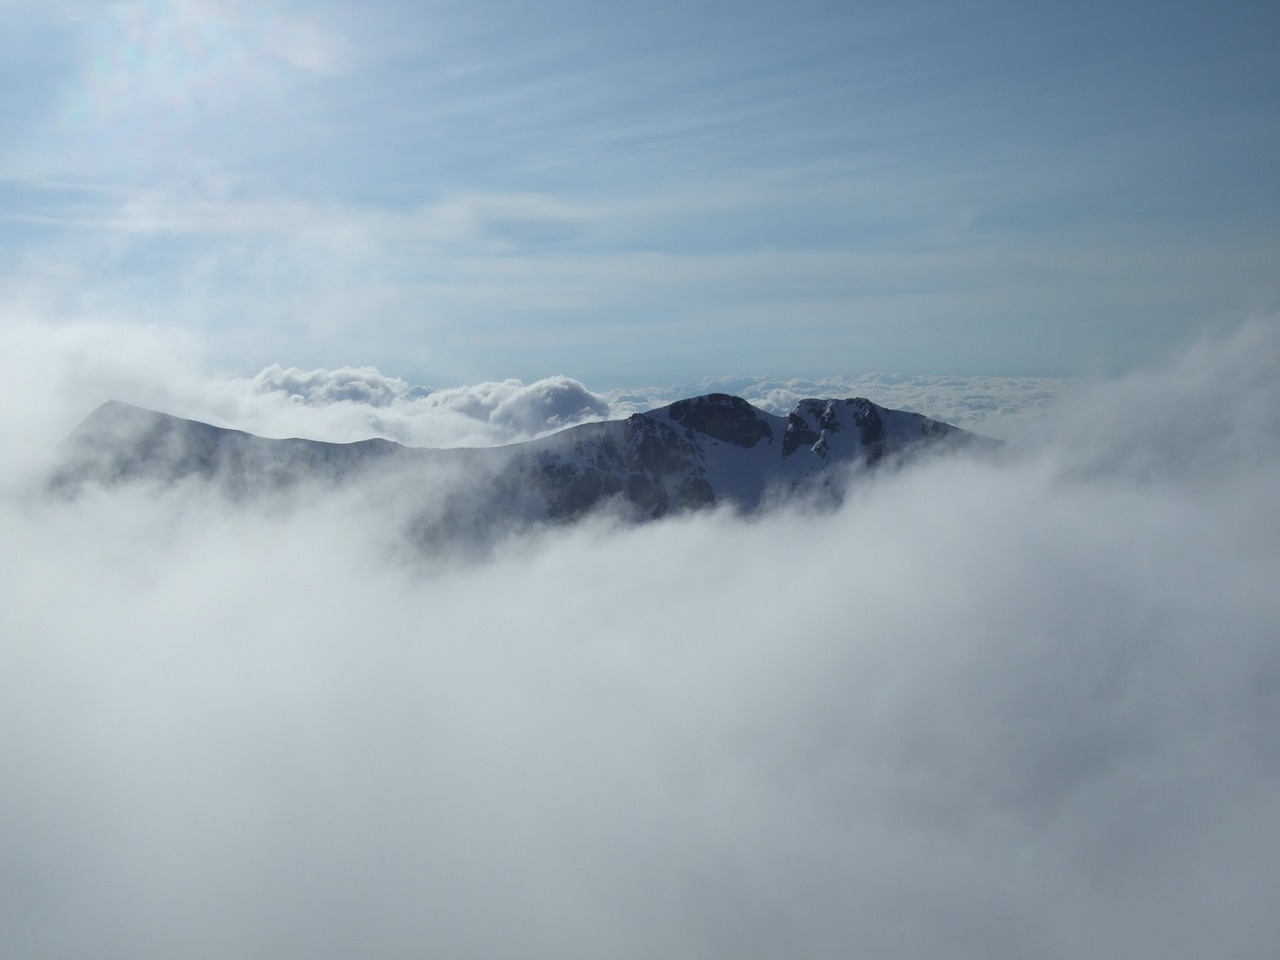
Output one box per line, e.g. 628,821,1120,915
818,401,844,432
624,415,697,473
667,394,773,448
782,412,821,457
851,401,887,464
675,476,716,510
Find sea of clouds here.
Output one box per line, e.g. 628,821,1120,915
0,318,1071,465
2,319,1279,959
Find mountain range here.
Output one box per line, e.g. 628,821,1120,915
52,393,990,537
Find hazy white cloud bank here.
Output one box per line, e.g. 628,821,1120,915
2,320,1279,958
226,368,1067,446
0,317,1061,458
194,365,1069,446
610,373,1075,439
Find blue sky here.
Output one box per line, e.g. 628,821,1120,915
1,0,1276,387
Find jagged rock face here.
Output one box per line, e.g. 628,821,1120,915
782,413,821,457
617,414,706,518
52,394,989,534
850,401,887,463
666,394,773,448
784,398,878,460
624,414,699,474
780,397,955,466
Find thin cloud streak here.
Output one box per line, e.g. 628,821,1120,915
2,1,1275,380
6,196,1270,384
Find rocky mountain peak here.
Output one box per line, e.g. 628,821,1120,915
664,393,774,448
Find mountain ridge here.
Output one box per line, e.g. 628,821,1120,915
51,393,992,531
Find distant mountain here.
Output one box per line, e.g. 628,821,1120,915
51,394,991,534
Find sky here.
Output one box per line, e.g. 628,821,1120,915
1,0,1277,389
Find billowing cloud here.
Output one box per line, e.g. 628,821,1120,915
2,321,1278,957
236,367,612,447
430,375,613,433
250,363,428,407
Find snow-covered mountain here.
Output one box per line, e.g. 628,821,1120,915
52,393,990,530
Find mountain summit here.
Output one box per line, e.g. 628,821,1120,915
52,393,989,531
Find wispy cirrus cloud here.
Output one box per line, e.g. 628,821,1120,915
3,1,1275,385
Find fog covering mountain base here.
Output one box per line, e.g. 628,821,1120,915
3,321,1280,959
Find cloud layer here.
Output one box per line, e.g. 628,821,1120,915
242,365,612,446
0,317,1067,463
610,372,1075,439
2,321,1279,958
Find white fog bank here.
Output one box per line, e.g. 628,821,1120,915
2,320,1278,959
